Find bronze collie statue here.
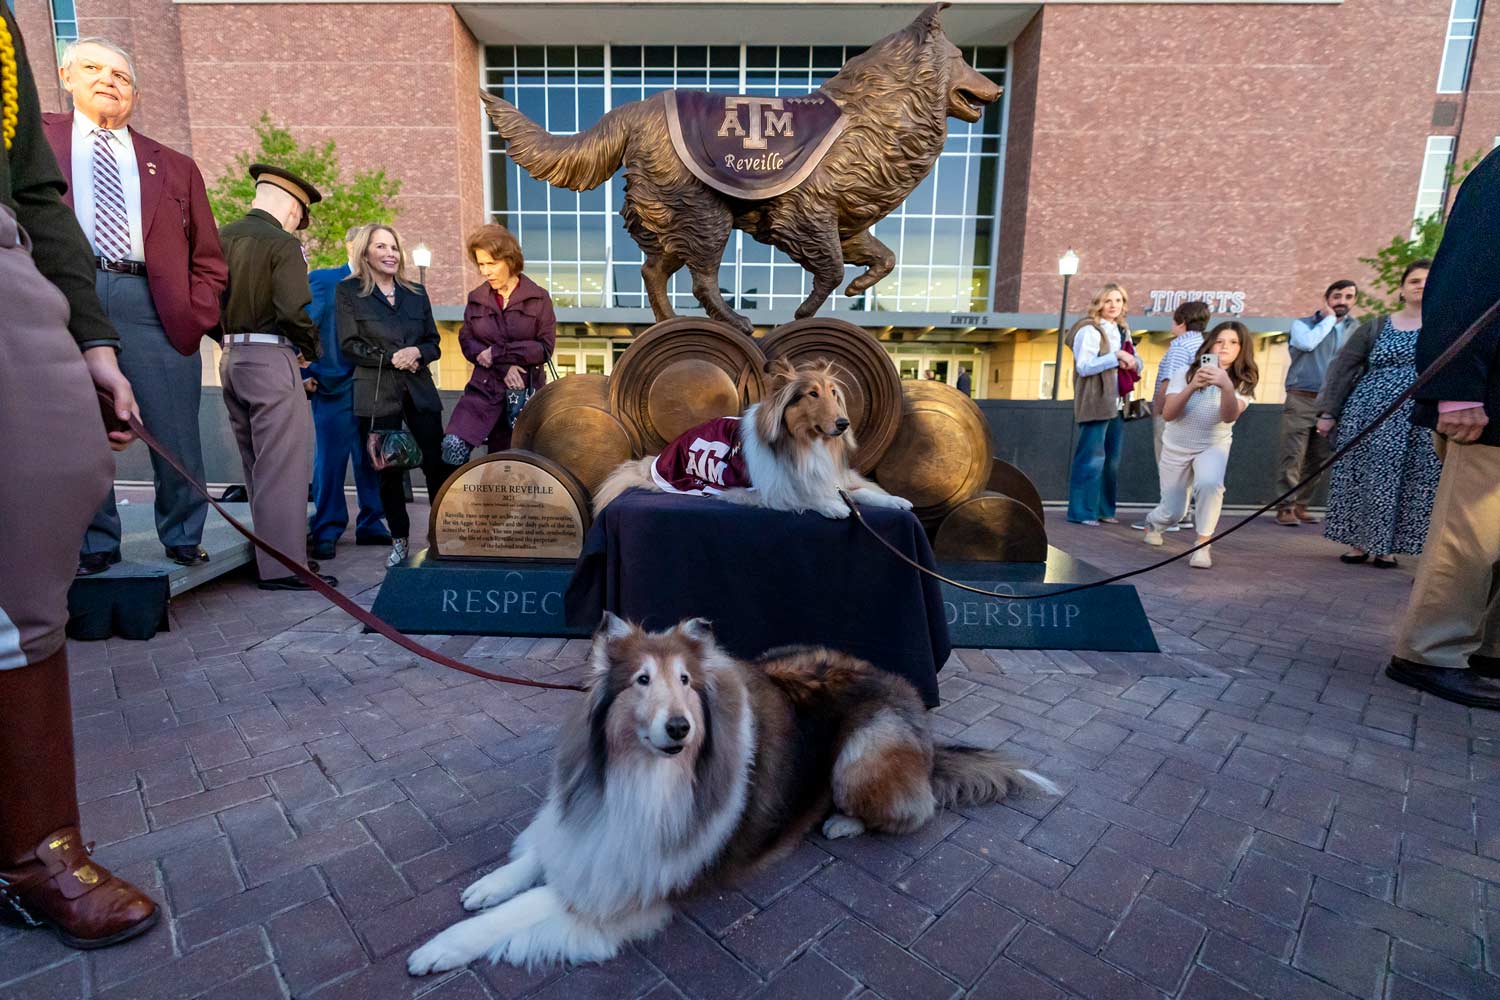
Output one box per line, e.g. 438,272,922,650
481,3,1000,334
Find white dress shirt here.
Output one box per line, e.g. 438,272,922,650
71,110,146,263
1074,319,1127,377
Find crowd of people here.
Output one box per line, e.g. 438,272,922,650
1,11,1498,955
1062,270,1447,574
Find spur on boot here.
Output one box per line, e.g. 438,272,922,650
0,826,158,949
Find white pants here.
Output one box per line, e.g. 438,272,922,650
1147,440,1229,536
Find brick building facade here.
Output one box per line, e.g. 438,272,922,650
13,0,1496,399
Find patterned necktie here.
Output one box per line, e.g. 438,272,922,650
91,128,131,260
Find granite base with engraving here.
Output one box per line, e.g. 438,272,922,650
370,548,592,639
367,545,1155,654
937,552,1157,653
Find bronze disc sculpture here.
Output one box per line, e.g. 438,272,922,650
985,458,1046,526
873,379,993,524
933,492,1048,563
761,319,902,473
480,3,1000,335
609,318,766,454
511,374,633,496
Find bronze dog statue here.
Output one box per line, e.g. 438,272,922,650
481,3,1000,334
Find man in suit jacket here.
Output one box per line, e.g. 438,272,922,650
305,227,388,560
44,37,228,575
1388,146,1500,709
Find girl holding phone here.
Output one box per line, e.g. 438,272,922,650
1142,321,1259,568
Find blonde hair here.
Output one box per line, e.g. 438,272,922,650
349,223,418,297
1086,283,1130,331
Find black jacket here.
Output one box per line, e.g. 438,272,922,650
1,6,116,351
1415,146,1500,448
336,278,442,419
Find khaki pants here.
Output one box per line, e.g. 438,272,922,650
1275,392,1330,509
1395,436,1500,669
221,344,314,580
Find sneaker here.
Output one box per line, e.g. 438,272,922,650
387,538,410,568
1131,520,1148,531
1099,516,1120,524
1068,519,1100,527
1143,525,1164,547
1190,546,1212,569
1293,505,1321,524
1275,509,1300,527
1166,521,1185,532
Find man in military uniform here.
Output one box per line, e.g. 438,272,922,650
0,5,160,947
217,164,337,590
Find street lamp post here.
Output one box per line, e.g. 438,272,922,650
1051,249,1079,400
412,243,433,287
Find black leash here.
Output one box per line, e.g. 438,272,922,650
842,296,1500,601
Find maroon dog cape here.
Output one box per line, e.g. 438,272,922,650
650,416,752,495
664,90,848,199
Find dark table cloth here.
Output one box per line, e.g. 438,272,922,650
564,490,950,706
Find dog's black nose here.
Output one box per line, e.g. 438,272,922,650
835,417,850,431
665,716,691,741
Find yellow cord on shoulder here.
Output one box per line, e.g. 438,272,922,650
0,16,18,151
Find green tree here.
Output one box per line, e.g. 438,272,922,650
1357,148,1485,314
207,113,402,268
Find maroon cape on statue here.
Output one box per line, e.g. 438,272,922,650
664,90,848,199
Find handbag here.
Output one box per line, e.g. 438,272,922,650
503,356,561,428
1121,345,1151,421
365,355,424,471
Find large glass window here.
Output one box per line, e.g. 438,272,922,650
1437,0,1481,93
1412,136,1456,232
485,44,1006,314
50,0,78,63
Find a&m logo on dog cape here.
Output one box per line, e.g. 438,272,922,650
665,91,849,199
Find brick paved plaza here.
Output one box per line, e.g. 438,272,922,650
2,508,1497,1000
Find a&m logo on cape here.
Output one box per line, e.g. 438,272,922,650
665,91,849,200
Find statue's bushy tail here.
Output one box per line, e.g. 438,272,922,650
481,92,634,192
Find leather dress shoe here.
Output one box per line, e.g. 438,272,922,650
1293,505,1322,524
1471,654,1500,678
1386,657,1500,709
0,826,158,949
257,573,338,592
308,540,337,561
356,532,393,547
1275,509,1299,527
75,552,121,577
164,545,209,567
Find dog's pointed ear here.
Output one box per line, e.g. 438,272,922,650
677,617,714,642
590,612,633,677
598,611,633,641
765,357,798,384
914,2,950,35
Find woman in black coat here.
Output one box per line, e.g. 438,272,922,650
440,224,556,465
337,224,452,567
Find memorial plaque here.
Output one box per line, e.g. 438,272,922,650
429,451,591,561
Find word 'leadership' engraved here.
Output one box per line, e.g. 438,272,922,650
717,97,796,150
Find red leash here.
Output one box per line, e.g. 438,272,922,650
100,393,587,693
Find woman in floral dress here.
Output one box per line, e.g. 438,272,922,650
1316,261,1441,568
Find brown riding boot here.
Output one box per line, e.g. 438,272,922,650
0,648,158,949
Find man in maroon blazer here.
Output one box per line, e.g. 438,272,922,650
44,37,228,575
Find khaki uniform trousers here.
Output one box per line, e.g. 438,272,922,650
1395,435,1500,669
0,206,114,668
220,343,313,580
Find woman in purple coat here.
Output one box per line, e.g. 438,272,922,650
440,225,558,465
